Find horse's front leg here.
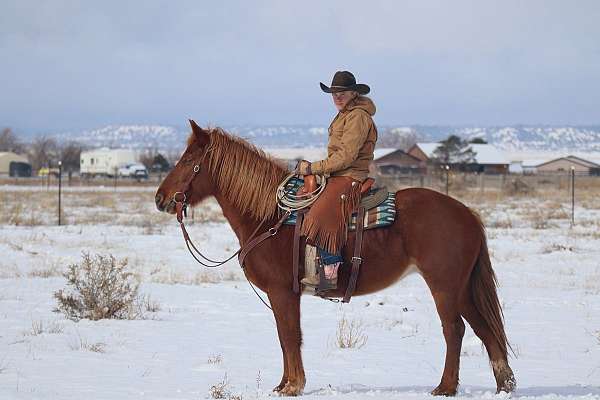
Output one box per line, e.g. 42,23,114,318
268,287,305,396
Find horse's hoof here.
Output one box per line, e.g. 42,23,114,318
431,385,457,396
497,376,517,394
273,382,286,393
278,381,303,397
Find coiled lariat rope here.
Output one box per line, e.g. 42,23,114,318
276,173,326,212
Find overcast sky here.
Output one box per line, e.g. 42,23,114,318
2,0,599,133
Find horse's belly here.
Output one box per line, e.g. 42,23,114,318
354,259,422,295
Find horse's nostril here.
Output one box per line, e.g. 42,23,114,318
155,194,164,209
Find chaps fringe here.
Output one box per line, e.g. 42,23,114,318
301,177,362,254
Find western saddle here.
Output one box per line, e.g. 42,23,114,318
293,175,376,303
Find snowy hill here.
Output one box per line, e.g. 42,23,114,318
47,124,600,154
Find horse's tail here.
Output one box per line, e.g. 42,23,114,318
470,215,514,358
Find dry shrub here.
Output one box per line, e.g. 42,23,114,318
209,374,242,400
54,253,141,321
336,314,368,349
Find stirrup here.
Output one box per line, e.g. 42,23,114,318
301,264,337,294
315,264,337,294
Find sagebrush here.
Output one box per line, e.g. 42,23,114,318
54,253,141,321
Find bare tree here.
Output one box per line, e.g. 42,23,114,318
378,127,421,151
60,141,83,173
29,136,59,172
138,148,159,170
0,128,26,153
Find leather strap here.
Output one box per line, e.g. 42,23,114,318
238,211,290,269
343,206,366,303
292,210,306,294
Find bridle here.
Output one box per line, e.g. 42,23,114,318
170,155,292,308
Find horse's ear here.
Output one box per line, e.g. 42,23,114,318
189,119,209,146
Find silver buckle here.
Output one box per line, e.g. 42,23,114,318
173,191,186,203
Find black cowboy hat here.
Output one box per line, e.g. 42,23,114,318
320,70,370,95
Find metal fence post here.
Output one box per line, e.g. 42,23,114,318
58,161,62,226
445,165,450,195
571,166,575,227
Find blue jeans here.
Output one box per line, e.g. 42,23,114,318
317,247,343,265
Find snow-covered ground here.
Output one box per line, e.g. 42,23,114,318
0,185,599,399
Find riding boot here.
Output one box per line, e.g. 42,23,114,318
301,262,340,290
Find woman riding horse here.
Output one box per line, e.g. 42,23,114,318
298,70,378,293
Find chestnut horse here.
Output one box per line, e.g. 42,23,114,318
155,120,515,396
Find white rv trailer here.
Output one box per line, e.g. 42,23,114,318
80,148,141,178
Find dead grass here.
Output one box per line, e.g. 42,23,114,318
24,319,64,336
207,354,223,364
541,243,575,254
151,270,223,285
336,314,368,349
68,332,107,353
28,264,63,278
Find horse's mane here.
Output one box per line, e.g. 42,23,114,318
197,128,289,221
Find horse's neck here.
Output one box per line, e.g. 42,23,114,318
213,192,264,245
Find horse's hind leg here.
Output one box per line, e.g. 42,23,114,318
460,294,515,393
268,287,305,396
430,291,465,396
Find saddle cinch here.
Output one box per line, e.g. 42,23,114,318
283,175,397,302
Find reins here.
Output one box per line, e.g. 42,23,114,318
172,159,292,309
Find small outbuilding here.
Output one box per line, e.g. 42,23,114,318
535,155,600,175
0,152,31,177
373,148,427,175
408,142,509,174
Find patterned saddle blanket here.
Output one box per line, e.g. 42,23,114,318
282,177,396,231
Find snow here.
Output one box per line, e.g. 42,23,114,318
0,186,599,400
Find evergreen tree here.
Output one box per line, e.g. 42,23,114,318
432,135,476,165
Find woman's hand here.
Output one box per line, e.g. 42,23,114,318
295,160,312,176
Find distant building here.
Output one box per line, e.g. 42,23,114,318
0,152,31,177
80,148,140,177
408,143,509,174
373,148,426,175
509,160,540,175
536,155,600,175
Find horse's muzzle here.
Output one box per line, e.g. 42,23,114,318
155,193,165,212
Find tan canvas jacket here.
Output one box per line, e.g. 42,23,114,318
310,96,377,182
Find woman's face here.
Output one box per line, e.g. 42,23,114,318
332,90,357,111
